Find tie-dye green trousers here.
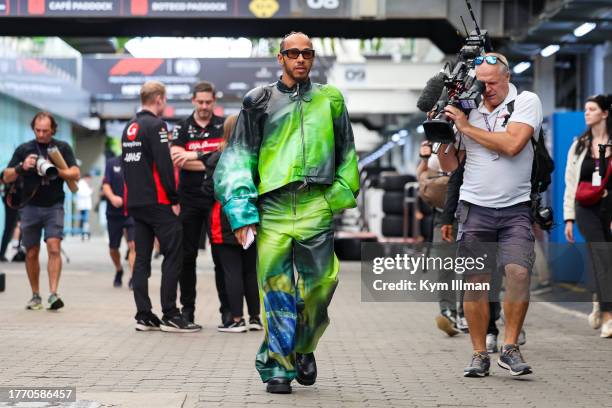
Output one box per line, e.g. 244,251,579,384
255,183,339,382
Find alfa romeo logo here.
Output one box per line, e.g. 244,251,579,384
249,0,279,18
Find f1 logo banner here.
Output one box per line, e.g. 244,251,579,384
82,56,331,101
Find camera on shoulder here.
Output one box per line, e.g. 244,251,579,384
417,0,491,144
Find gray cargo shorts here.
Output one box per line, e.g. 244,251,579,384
19,203,65,249
456,200,535,275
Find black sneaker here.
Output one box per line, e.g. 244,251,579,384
47,293,64,311
113,270,123,288
218,311,232,329
218,318,247,333
463,352,490,377
135,314,162,331
160,315,201,333
181,310,202,330
249,316,263,331
498,344,532,376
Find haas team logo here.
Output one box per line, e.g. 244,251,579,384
126,123,140,141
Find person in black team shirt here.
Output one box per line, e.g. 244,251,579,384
170,81,228,325
2,112,80,311
121,81,200,333
102,155,136,288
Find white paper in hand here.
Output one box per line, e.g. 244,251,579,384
243,228,255,250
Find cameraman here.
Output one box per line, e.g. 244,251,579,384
437,53,543,378
2,112,80,310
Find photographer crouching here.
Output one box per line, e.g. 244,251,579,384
437,53,543,378
1,112,80,310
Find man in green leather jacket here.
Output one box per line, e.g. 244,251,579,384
214,32,359,394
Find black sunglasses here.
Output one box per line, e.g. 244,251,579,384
280,48,315,60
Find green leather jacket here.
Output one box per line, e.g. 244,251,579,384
214,79,360,231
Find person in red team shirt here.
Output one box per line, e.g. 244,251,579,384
170,81,228,326
121,81,200,333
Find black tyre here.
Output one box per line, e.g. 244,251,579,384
379,174,416,191
382,192,404,215
382,215,405,237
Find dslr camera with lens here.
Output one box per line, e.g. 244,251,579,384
36,156,58,180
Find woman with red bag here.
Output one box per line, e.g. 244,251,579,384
563,94,612,338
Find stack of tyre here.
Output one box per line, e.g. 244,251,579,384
379,172,417,238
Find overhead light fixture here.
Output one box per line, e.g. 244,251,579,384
540,44,560,57
513,62,532,74
574,22,597,38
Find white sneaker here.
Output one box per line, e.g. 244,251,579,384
600,320,612,338
588,302,602,330
486,333,498,353
456,316,469,333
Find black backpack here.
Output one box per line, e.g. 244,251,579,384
505,100,555,195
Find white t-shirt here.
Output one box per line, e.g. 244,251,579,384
459,83,543,208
